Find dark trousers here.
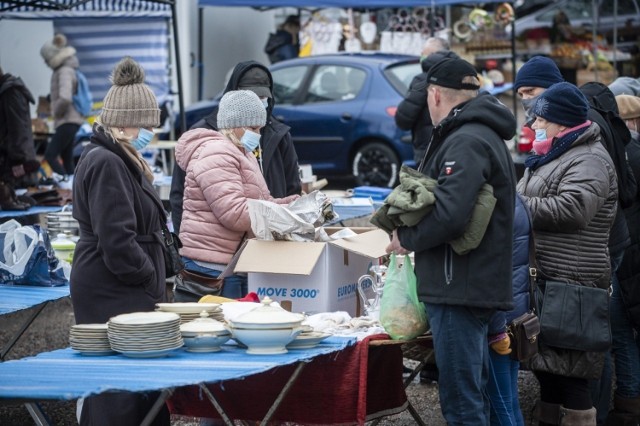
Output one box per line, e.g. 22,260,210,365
80,391,170,426
46,122,79,175
535,370,593,410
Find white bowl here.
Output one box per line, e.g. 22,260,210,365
227,325,303,355
182,334,231,352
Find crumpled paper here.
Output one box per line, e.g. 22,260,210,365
248,190,338,241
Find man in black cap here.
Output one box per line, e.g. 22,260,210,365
264,15,300,64
170,60,301,235
386,57,517,424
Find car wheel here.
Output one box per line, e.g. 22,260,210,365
352,142,399,188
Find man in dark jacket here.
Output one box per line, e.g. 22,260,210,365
0,67,39,210
170,61,301,234
395,37,458,164
386,58,517,424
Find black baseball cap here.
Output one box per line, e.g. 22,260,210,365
238,67,272,98
426,58,480,91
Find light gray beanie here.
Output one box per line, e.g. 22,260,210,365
217,90,267,130
40,33,77,70
101,56,160,128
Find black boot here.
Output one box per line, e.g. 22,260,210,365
0,182,29,211
606,395,640,426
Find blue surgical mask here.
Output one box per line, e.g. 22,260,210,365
131,128,154,151
534,128,547,142
262,98,269,108
241,129,261,152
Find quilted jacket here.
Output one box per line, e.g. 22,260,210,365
518,122,618,379
175,128,298,265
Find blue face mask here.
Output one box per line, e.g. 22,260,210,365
534,128,547,142
262,98,269,108
241,129,261,152
131,128,154,151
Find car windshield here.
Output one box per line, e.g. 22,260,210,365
383,62,422,95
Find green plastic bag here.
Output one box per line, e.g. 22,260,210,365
379,254,428,340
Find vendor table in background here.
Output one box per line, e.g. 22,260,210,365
154,140,177,176
0,284,70,361
0,337,355,426
0,206,63,219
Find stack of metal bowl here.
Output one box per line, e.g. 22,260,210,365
46,211,79,238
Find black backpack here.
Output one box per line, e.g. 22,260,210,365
580,82,637,208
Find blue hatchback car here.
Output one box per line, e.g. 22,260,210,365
174,53,422,187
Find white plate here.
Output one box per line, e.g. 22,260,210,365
156,303,221,314
117,346,183,358
109,311,180,326
76,349,117,356
286,332,332,349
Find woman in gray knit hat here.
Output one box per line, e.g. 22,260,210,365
70,56,170,426
175,90,299,301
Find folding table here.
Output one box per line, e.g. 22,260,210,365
0,284,70,361
0,337,355,426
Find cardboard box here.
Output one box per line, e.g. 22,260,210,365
234,228,390,316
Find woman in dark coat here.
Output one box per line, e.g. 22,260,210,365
71,57,169,426
517,82,618,425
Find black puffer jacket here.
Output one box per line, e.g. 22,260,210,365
169,61,301,234
397,92,517,310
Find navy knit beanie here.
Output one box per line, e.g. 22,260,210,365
533,82,588,128
514,56,564,91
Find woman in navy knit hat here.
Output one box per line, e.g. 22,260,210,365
517,82,619,425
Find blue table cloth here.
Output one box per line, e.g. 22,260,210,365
0,284,70,315
0,206,63,219
0,337,355,401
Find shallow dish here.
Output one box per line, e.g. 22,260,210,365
156,302,221,314
286,332,332,349
183,334,231,352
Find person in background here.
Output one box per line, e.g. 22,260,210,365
386,58,517,424
609,77,640,97
71,57,170,426
40,33,84,179
0,66,39,210
394,37,458,164
486,194,531,426
518,82,617,426
264,15,300,64
175,90,299,299
607,94,640,425
170,61,301,235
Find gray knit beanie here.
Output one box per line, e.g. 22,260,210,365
217,90,267,130
40,33,77,70
100,56,160,128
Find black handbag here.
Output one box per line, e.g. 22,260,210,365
159,219,184,279
173,269,224,303
507,311,540,362
535,278,611,352
529,231,611,352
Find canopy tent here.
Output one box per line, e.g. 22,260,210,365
198,0,507,7
0,0,186,132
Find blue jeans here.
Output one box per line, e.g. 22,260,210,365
182,258,247,299
487,351,524,426
426,302,493,425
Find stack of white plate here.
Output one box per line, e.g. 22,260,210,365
107,311,183,358
46,211,79,238
70,323,114,356
156,302,224,324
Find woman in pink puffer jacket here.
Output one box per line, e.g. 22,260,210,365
175,90,299,300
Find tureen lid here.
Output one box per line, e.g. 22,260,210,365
180,311,227,334
232,297,304,325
